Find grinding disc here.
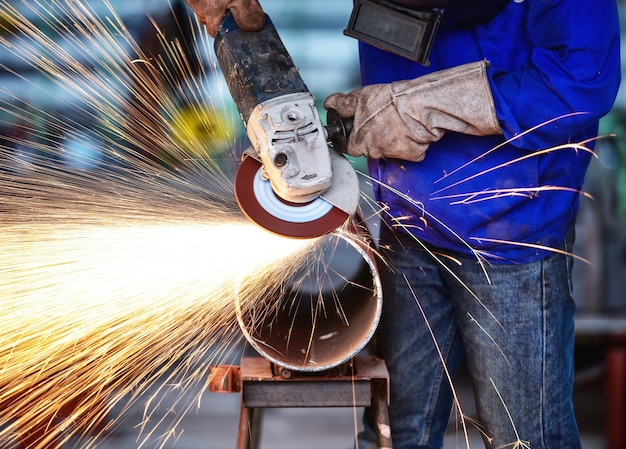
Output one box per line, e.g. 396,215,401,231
234,156,348,238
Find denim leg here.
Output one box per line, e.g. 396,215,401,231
445,249,581,449
359,229,466,449
359,226,581,449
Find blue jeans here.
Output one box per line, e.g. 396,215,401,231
359,225,581,449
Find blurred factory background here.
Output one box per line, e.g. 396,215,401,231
0,0,625,448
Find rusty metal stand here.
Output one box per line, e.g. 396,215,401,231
606,333,626,449
234,356,392,449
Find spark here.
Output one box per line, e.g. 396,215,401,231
431,185,594,205
432,140,597,198
468,237,592,265
467,312,509,366
0,1,319,447
489,378,532,449
433,113,595,185
360,171,489,264
403,274,472,449
0,215,315,448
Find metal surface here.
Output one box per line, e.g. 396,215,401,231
234,228,382,371
235,356,391,449
239,356,389,408
318,150,360,217
209,365,241,393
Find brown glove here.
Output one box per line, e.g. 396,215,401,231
324,60,502,162
185,0,265,37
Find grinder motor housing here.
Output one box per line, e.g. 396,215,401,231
214,12,360,239
214,13,332,204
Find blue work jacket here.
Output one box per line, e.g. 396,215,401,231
360,0,621,263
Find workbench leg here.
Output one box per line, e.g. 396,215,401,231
606,340,626,449
371,379,392,449
236,403,262,449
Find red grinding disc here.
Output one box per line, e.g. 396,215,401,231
234,156,348,239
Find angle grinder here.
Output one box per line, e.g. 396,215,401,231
214,12,358,239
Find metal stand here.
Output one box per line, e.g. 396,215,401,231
575,316,626,449
606,333,626,449
233,356,392,449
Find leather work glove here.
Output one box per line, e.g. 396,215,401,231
185,0,265,37
324,60,502,162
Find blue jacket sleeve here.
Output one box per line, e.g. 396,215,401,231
488,0,621,149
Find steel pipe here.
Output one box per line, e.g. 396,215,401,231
235,228,382,372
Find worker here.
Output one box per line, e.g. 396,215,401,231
185,1,622,448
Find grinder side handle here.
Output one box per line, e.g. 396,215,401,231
325,108,354,154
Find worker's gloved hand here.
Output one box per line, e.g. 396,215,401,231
185,0,265,37
323,60,502,162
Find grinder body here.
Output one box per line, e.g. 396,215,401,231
214,13,358,238
214,13,307,123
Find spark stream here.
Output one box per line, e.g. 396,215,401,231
0,1,318,447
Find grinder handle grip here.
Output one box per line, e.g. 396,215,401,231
325,108,354,154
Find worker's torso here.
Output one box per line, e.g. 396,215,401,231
359,0,621,262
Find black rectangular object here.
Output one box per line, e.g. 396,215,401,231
344,0,440,65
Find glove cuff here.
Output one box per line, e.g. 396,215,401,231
391,60,502,140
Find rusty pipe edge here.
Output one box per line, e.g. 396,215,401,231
234,226,382,373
